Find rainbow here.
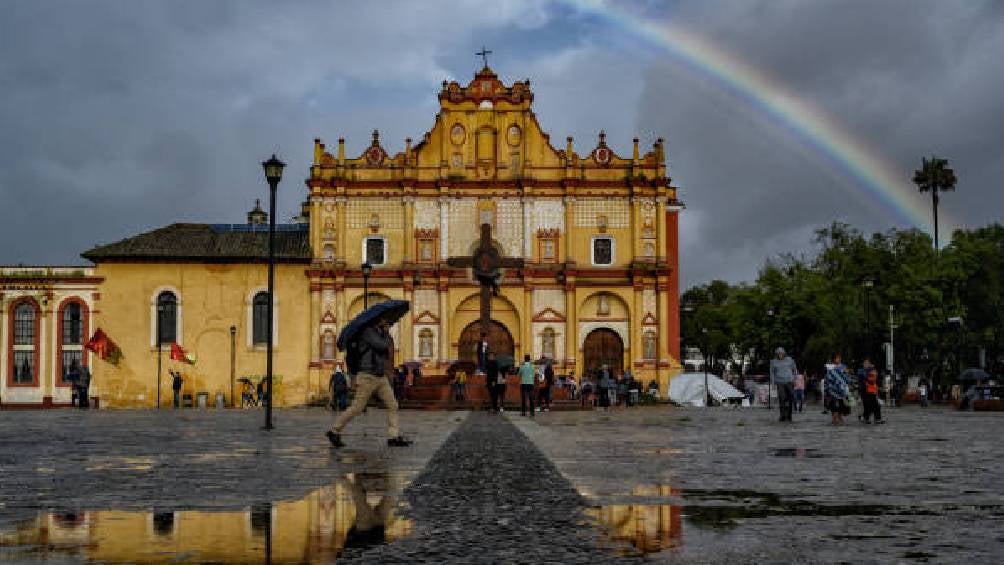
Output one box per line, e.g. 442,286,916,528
560,0,948,233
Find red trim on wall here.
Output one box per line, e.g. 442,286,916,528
666,209,681,361
6,297,41,388
55,297,89,388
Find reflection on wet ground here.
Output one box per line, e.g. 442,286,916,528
0,473,412,563
587,485,682,557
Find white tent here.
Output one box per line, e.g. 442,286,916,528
669,372,745,407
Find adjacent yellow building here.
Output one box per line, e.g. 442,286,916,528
3,65,683,409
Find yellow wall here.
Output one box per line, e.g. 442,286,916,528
91,262,310,408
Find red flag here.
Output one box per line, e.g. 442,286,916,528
170,342,196,365
86,328,122,366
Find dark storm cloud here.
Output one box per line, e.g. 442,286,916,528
635,0,1004,285
0,0,1000,290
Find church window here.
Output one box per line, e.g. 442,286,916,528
11,300,39,385
541,327,556,360
156,291,178,345
591,236,614,266
419,239,434,262
322,331,335,361
252,292,271,346
364,237,386,265
542,239,554,259
419,328,434,358
643,330,657,360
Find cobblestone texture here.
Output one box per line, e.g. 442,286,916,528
512,404,1004,564
342,411,639,564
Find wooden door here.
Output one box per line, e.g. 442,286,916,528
458,321,514,365
583,328,624,378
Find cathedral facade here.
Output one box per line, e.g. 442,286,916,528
3,66,682,409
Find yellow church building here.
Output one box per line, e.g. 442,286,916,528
7,65,684,409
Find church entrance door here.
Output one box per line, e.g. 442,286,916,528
582,328,624,378
458,320,514,366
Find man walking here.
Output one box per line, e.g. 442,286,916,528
326,318,411,448
486,351,502,412
519,354,536,417
770,347,798,422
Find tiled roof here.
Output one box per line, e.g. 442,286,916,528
82,223,312,263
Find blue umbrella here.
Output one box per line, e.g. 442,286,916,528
337,300,410,351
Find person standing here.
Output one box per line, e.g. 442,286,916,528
793,371,806,413
486,351,501,412
76,362,91,409
540,362,554,412
770,347,798,422
476,332,490,373
326,318,412,448
597,367,612,411
825,357,850,425
519,354,536,417
330,364,349,411
861,369,885,424
453,368,467,402
172,370,183,409
66,360,81,407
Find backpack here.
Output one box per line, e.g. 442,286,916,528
344,337,370,376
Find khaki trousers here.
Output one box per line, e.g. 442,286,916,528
331,372,399,438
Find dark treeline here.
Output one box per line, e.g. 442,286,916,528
681,222,1003,383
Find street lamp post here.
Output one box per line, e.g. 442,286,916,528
261,154,285,431
156,304,164,410
862,278,874,359
766,308,774,409
702,327,710,408
361,262,372,310
230,325,237,408
948,316,963,378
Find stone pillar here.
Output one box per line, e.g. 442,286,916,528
439,197,450,260
632,280,644,373
564,280,577,374
403,196,415,263
438,278,450,363
334,278,347,362
523,199,533,259
401,281,414,362
563,197,575,261
335,196,347,262
522,284,533,361
309,283,321,365
631,197,643,261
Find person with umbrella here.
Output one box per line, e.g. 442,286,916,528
327,300,412,448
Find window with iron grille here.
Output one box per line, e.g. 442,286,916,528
13,351,34,384
62,302,83,345
253,292,270,345
592,237,613,265
157,292,177,344
14,303,35,345
62,350,83,380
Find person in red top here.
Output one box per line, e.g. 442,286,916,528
861,369,886,424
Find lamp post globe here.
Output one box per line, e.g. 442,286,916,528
260,154,285,431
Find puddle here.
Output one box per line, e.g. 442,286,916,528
0,474,412,563
587,503,682,556
772,448,827,458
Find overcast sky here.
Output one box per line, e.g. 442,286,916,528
1,0,1000,287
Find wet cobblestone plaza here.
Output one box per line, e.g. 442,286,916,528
1,405,1002,563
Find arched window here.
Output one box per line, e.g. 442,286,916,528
419,329,434,358
322,331,335,361
11,301,39,385
643,331,657,360
252,291,270,345
156,291,177,345
541,327,556,360
59,301,87,385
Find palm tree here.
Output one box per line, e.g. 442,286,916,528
912,156,957,249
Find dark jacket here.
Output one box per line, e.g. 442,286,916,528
485,359,500,385
357,325,393,376
77,366,91,388
544,365,554,388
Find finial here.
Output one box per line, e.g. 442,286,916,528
598,130,606,144
372,129,380,144
566,136,574,156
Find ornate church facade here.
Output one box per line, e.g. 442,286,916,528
2,65,682,409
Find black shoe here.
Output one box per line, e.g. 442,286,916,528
325,431,345,448
387,436,413,447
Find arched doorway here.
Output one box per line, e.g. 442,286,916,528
582,328,624,378
457,320,514,365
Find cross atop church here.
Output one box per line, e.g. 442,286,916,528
476,46,493,68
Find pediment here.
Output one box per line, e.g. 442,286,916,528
532,307,566,323
414,310,440,325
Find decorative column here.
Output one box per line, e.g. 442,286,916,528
523,199,533,259
657,277,672,388
632,280,644,372
401,279,414,362
335,196,347,262
438,277,450,364
309,282,321,365
334,278,347,362
631,197,643,260
656,197,668,262
522,284,533,361
563,197,575,262
403,195,415,263
439,196,450,260
564,278,577,374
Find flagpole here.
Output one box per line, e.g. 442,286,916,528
156,305,163,410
